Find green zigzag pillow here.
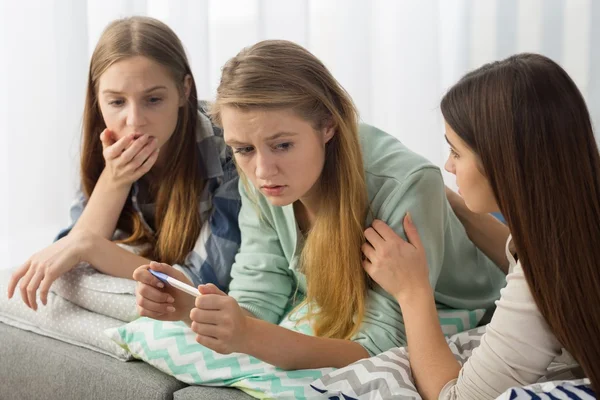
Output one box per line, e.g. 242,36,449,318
105,305,485,399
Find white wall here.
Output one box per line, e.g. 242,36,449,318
0,0,598,269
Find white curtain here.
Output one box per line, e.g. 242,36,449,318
1,0,598,268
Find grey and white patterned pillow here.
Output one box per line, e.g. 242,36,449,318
52,261,137,322
51,243,144,322
310,327,487,399
0,270,133,360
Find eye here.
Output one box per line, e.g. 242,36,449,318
449,148,460,159
274,142,293,151
148,96,163,105
108,99,125,107
233,146,254,156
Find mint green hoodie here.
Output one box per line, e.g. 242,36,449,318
229,123,505,356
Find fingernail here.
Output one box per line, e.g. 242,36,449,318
167,306,176,312
407,212,413,224
167,296,175,303
157,282,164,289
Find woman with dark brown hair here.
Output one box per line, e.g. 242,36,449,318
361,53,599,398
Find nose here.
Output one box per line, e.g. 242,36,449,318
126,102,146,129
255,150,277,180
444,156,455,175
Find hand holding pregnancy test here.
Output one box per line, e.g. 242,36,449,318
149,268,201,297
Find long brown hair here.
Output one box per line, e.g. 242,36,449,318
441,53,600,390
81,16,203,265
210,40,369,340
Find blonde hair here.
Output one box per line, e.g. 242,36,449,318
81,16,203,265
211,40,369,340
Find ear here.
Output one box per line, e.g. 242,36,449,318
180,74,192,107
323,123,336,144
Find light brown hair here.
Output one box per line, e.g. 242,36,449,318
81,16,202,265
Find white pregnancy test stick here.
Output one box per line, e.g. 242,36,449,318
149,269,201,297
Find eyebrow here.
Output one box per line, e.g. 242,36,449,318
225,131,297,147
444,134,457,150
102,85,167,95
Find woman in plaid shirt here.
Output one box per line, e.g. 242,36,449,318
7,17,241,315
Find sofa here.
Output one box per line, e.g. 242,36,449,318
0,322,254,400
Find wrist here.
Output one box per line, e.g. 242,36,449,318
73,229,96,262
239,315,260,354
395,284,434,307
99,169,132,192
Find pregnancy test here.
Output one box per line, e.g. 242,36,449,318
149,269,201,297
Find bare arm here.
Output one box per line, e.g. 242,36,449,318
446,187,511,274
399,289,461,400
70,170,130,239
241,317,369,370
189,286,369,371
80,231,151,279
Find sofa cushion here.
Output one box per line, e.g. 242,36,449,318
0,322,186,400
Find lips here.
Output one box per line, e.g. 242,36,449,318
261,185,286,196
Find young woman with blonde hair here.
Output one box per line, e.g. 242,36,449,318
135,40,505,369
8,17,241,316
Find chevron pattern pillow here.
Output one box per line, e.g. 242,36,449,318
105,306,486,399
310,326,487,399
105,305,335,399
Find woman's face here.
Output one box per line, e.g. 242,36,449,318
221,106,334,207
444,122,500,214
97,55,190,151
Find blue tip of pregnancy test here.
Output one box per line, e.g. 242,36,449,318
149,269,169,283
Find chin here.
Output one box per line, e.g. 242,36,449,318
463,199,497,215
264,196,294,207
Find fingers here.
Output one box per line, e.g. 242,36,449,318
195,292,228,310
18,266,37,309
148,261,191,285
362,258,373,275
37,270,59,309
403,213,423,249
191,321,220,339
137,282,174,304
39,273,53,306
371,219,400,241
119,135,156,165
133,148,159,177
102,132,135,159
136,288,176,316
137,307,167,320
99,129,115,150
27,270,45,311
361,242,376,262
7,262,30,299
364,226,385,249
197,283,226,296
129,139,158,170
189,308,221,325
194,333,221,350
133,263,165,289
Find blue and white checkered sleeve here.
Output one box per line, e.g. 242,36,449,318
173,166,241,291
55,189,88,241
